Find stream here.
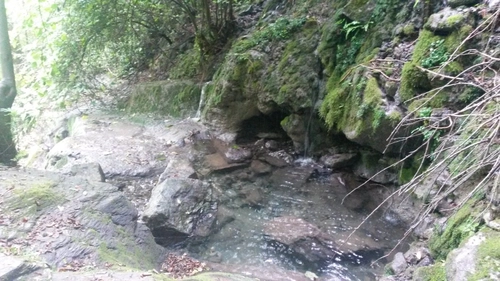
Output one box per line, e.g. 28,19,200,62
184,159,407,281
24,111,410,281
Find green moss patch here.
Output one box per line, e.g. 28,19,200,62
469,230,500,281
5,181,64,218
429,201,481,260
413,263,446,281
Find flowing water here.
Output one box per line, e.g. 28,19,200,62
186,159,408,280
194,81,211,120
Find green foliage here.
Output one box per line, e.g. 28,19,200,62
418,107,433,118
421,39,449,69
232,17,306,53
336,18,372,39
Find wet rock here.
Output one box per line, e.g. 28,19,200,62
263,216,340,263
280,114,307,152
260,152,291,167
0,254,40,281
158,155,197,181
224,147,252,163
264,140,279,151
203,153,249,174
250,160,272,175
391,252,408,275
143,178,217,246
70,162,105,182
216,206,235,229
270,167,313,189
320,153,358,169
353,153,397,184
240,185,264,207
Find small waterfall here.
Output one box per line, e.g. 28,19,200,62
303,59,324,157
194,81,211,120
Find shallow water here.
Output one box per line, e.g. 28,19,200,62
188,163,408,280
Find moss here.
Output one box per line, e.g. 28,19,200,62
412,29,440,63
169,48,202,79
429,201,481,260
6,182,64,218
428,90,448,108
444,24,473,52
402,24,416,36
97,224,158,269
444,61,464,75
387,110,402,123
446,14,465,27
413,263,446,281
363,77,383,106
469,230,500,281
399,61,431,102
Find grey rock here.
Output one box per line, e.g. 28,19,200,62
250,160,272,174
225,147,252,163
70,162,105,182
143,178,217,246
391,252,408,275
95,194,138,226
158,155,197,182
280,114,307,152
353,153,397,184
320,153,358,169
0,254,40,281
426,8,470,33
445,232,486,281
264,140,279,150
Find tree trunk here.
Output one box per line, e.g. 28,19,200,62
0,0,17,163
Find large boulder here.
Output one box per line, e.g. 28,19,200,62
143,178,217,246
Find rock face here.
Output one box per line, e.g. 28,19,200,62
143,178,217,246
0,168,164,273
0,254,40,281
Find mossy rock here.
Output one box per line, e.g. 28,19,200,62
5,181,65,219
399,61,431,103
127,80,201,118
466,229,500,280
413,263,446,281
343,0,375,22
320,73,403,153
203,22,321,131
429,201,482,261
425,8,471,34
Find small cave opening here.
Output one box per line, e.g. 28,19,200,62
235,112,290,144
